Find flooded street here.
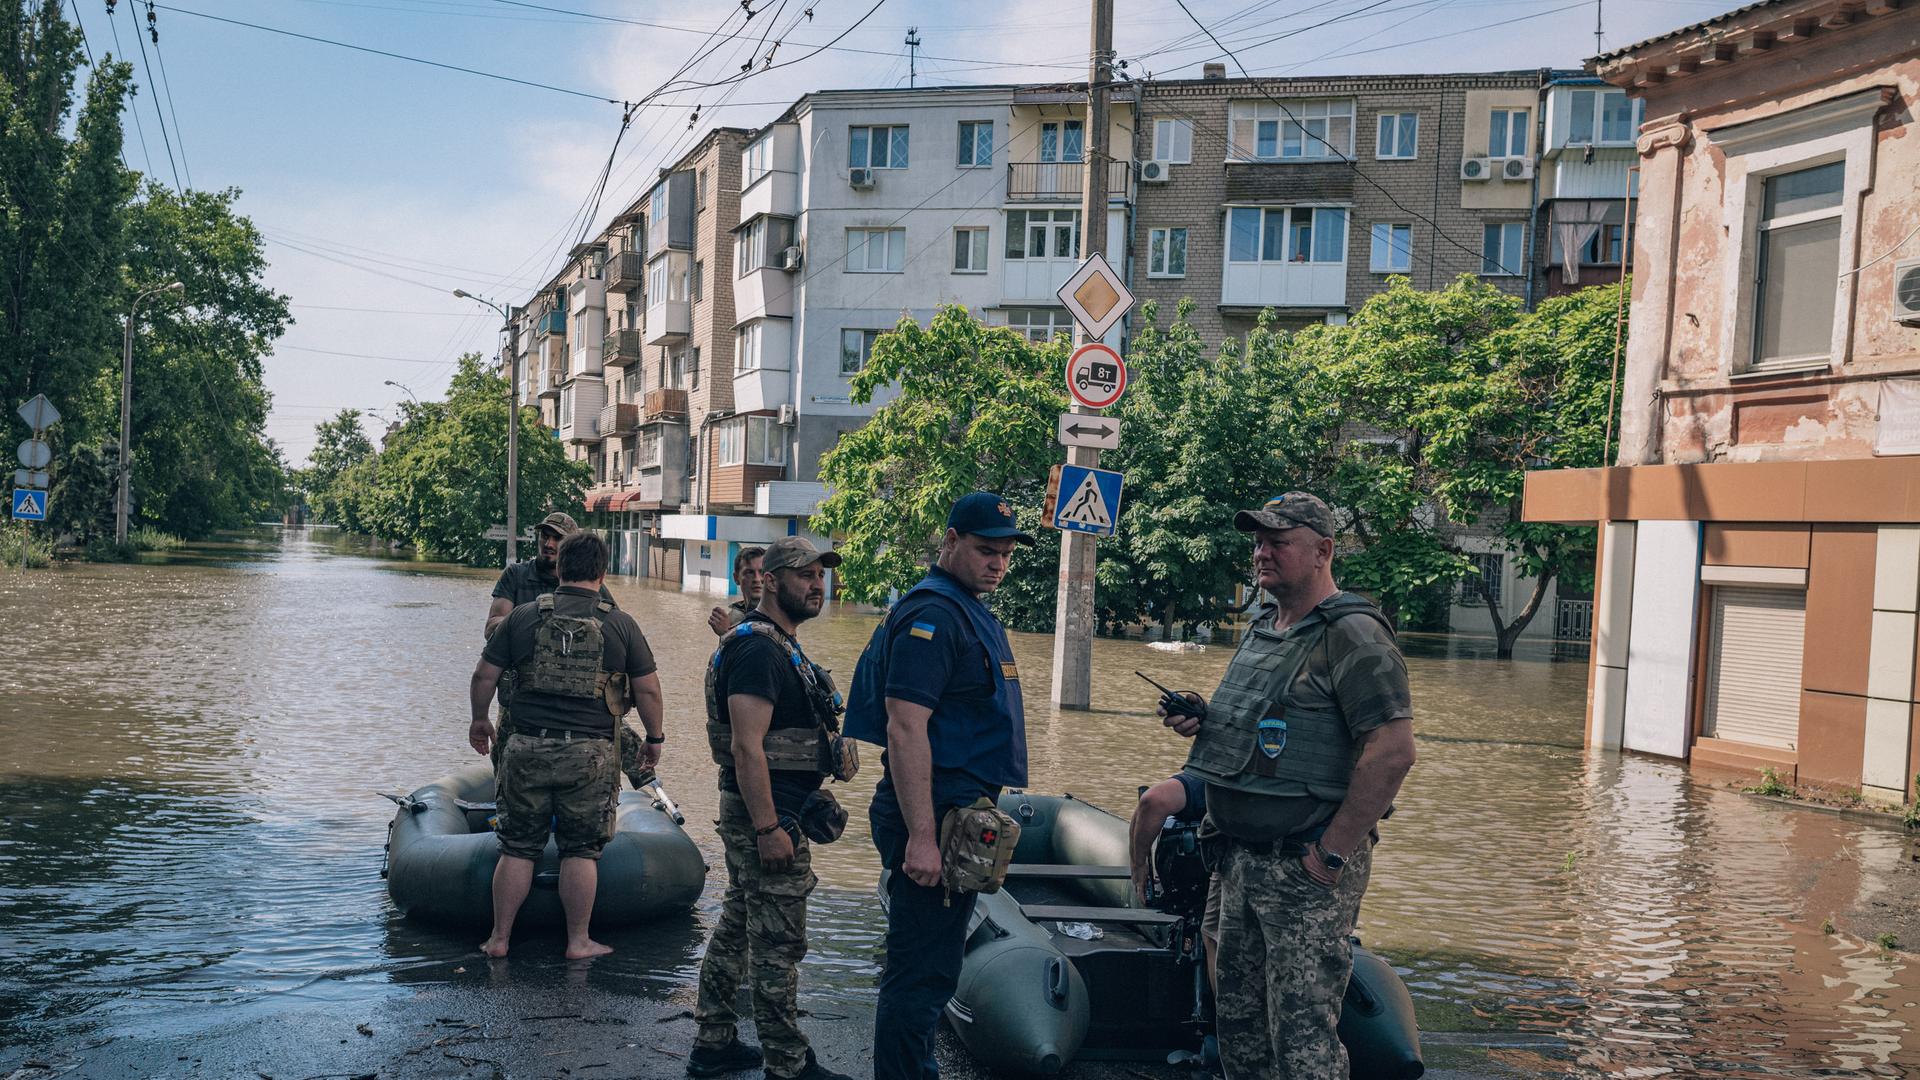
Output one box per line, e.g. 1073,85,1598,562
3,528,1918,1076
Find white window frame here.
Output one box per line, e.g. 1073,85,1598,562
1148,227,1187,278
1566,89,1640,147
1489,108,1530,158
1225,206,1347,265
738,217,768,277
957,120,994,168
841,329,881,375
953,226,989,273
1152,118,1192,164
1228,99,1354,162
845,227,906,273
742,136,773,188
1038,120,1084,164
1370,222,1413,273
850,125,910,170
1004,209,1080,261
736,321,764,373
1376,112,1418,160
1481,222,1525,277
717,415,787,468
1004,308,1074,342
1711,89,1882,376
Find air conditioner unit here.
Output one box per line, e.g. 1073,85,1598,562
1501,157,1534,181
777,403,798,426
1139,159,1173,183
1895,258,1920,326
849,167,875,189
1460,157,1492,181
780,245,803,271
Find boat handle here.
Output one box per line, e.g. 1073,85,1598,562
1044,957,1070,1009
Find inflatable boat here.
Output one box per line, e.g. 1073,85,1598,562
384,764,707,929
885,792,1423,1078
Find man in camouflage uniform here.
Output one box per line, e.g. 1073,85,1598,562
1160,493,1416,1078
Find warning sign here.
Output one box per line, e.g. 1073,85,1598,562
1049,464,1123,537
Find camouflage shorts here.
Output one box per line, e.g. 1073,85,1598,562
496,732,619,861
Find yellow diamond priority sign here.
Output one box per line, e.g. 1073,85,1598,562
1056,253,1134,341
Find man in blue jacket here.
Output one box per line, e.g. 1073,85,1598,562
845,493,1033,1080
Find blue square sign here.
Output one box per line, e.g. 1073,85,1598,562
1052,465,1123,537
11,488,48,521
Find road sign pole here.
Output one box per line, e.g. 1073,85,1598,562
1050,0,1114,711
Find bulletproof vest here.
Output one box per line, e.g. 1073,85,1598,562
705,619,843,776
1183,592,1395,803
517,594,614,701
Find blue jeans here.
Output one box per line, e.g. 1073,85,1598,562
868,774,993,1080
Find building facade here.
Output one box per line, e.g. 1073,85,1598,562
1523,0,1920,801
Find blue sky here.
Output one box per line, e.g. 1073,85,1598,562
64,0,1729,465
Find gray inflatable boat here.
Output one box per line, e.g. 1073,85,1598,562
897,792,1423,1078
384,764,707,929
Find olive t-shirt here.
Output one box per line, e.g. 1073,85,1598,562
714,613,826,812
492,559,616,608
1207,594,1413,842
482,586,656,736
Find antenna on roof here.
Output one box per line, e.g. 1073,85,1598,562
1594,0,1604,55
906,27,922,88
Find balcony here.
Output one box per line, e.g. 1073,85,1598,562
560,411,599,444
1220,261,1346,310
644,387,688,420
1007,160,1132,203
607,251,645,294
537,364,565,398
603,329,643,367
599,402,639,437
533,309,566,337
644,296,689,345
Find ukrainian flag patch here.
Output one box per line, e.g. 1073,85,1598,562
909,621,937,641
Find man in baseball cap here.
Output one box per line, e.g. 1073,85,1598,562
1232,491,1335,538
944,491,1037,546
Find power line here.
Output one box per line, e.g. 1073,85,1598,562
147,2,194,188
1246,0,1591,73
125,0,184,193
104,5,158,179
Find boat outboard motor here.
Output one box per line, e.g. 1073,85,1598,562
1149,819,1209,920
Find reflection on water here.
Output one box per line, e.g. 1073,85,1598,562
1,527,1917,1074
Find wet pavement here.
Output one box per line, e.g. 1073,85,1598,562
2,527,1918,1077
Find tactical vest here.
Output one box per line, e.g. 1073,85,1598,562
705,619,845,777
1183,592,1395,803
516,594,631,715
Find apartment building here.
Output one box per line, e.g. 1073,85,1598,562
1523,0,1920,799
1538,74,1642,297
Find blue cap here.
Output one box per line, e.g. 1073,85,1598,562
947,492,1035,545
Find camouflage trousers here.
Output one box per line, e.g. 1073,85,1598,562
1214,840,1373,1080
694,791,818,1078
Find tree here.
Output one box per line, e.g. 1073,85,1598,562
813,306,1065,609
305,409,375,525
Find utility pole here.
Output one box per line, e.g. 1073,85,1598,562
455,289,519,566
1049,0,1113,710
117,281,183,547
1594,0,1604,55
905,27,921,88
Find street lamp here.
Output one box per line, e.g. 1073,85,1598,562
454,288,519,568
118,280,185,546
383,379,420,403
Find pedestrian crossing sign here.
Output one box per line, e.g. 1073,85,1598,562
1050,464,1122,537
11,488,48,521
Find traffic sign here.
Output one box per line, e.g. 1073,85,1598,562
1050,464,1123,536
14,469,48,488
11,488,48,521
484,525,536,541
1065,343,1128,409
17,439,50,469
1056,252,1134,341
1057,413,1121,450
16,394,59,432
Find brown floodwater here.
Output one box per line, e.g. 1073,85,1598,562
1,527,1917,1075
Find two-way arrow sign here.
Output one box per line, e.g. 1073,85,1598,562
1057,413,1122,451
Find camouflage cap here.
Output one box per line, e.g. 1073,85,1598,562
1234,492,1335,538
537,511,580,538
761,535,843,573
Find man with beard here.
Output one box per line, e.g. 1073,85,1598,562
688,536,854,1080
708,546,767,637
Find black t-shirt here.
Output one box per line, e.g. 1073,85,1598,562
482,586,656,736
492,560,616,608
714,612,825,810
1170,770,1208,826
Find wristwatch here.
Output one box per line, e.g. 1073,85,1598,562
1314,843,1346,873
644,734,666,744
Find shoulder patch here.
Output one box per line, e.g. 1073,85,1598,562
909,621,937,641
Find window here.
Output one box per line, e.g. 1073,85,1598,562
739,218,766,276
953,227,989,273
647,258,686,303
717,415,786,467
1039,120,1084,163
692,261,704,303
1227,207,1346,263
1482,222,1525,276
669,349,689,389
1148,227,1187,277
846,227,905,272
1376,113,1417,159
1229,99,1354,161
697,168,709,211
742,136,773,187
1152,118,1193,164
558,391,572,430
1459,553,1505,609
737,322,764,372
1489,108,1530,157
1567,89,1636,145
957,120,994,167
841,329,880,375
1005,308,1074,342
850,125,910,169
690,346,701,391
1370,223,1413,272
1753,161,1844,368
1004,209,1079,260
1550,224,1626,267
623,366,641,398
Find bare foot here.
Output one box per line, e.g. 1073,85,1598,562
479,937,510,958
564,938,613,960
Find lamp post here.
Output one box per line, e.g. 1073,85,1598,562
118,281,185,546
454,289,518,567
383,379,420,404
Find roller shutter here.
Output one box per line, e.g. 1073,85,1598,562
1703,586,1805,750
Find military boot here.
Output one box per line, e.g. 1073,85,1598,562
769,1049,853,1080
686,1037,764,1077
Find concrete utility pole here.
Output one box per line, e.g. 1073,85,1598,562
1049,0,1114,710
117,281,184,547
455,289,519,567
905,28,921,88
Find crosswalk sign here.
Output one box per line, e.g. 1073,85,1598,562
1051,465,1122,536
11,488,48,521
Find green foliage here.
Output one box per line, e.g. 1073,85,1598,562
129,526,181,551
1876,932,1899,951
1743,767,1795,798
48,443,118,545
1822,916,1836,934
305,355,588,566
1905,781,1920,830
0,522,53,568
